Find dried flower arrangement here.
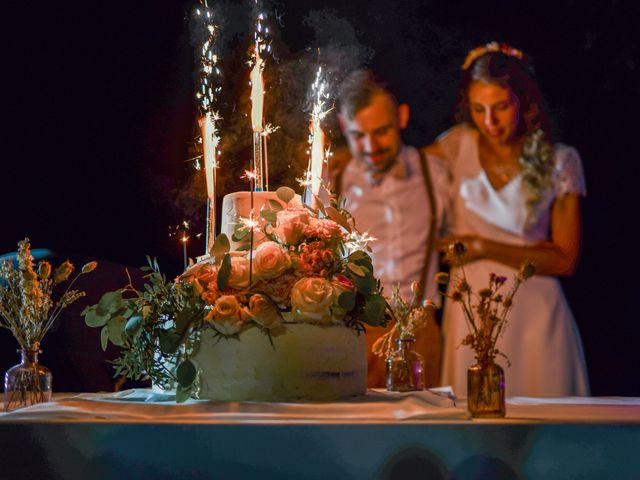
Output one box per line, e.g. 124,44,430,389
0,238,97,351
436,241,535,365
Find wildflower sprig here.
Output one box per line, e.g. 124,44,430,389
437,241,535,365
372,282,437,359
0,238,97,350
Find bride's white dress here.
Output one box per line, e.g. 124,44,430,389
438,125,590,397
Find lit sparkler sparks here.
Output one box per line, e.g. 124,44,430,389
194,1,223,257
242,169,258,181
237,212,262,234
169,220,200,269
345,230,377,252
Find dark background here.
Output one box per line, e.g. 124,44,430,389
2,0,639,395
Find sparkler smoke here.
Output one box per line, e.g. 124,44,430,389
166,3,377,257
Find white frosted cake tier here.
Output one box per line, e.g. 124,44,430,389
220,191,301,250
192,323,367,401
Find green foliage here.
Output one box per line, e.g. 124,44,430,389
267,199,284,212
363,294,387,326
338,291,356,311
260,209,278,224
217,254,231,291
276,186,295,203
210,233,230,260
335,250,392,329
81,257,205,402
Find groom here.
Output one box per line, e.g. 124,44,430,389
331,69,449,388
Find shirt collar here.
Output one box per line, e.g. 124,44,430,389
364,145,411,185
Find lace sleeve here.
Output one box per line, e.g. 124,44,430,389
436,124,470,162
553,145,587,197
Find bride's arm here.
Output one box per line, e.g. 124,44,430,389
439,193,582,277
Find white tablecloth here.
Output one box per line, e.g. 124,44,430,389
0,388,469,423
2,388,639,424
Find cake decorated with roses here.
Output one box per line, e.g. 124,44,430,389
180,188,386,401
83,187,388,402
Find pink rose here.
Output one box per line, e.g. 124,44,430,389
228,252,250,288
290,277,335,324
252,241,291,279
274,207,310,245
248,294,281,328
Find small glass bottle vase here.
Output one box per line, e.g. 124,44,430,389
467,359,505,418
4,349,52,412
386,336,425,392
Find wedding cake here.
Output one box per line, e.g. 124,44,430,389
84,189,386,402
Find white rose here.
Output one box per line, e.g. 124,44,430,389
252,241,291,279
248,294,281,328
290,277,335,324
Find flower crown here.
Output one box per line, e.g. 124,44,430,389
462,42,524,71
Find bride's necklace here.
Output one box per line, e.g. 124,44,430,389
478,138,523,185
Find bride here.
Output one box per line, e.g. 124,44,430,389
424,42,590,397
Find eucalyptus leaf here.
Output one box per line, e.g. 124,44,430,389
175,386,191,403
175,310,193,335
217,254,231,291
363,294,387,326
260,209,278,224
348,251,367,261
267,199,284,212
232,228,249,242
107,315,126,346
210,233,230,260
325,206,352,232
354,275,374,295
313,194,326,214
97,291,122,315
84,307,110,327
100,326,109,351
276,186,295,203
236,243,251,251
347,263,366,277
177,359,197,388
158,329,180,355
338,291,356,311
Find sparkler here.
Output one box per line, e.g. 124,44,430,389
249,4,272,191
305,66,333,207
194,1,223,256
169,220,198,270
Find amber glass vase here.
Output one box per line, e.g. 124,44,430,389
467,359,505,418
4,349,52,412
386,336,425,392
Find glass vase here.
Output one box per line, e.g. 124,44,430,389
4,349,52,412
467,360,505,418
386,336,425,392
